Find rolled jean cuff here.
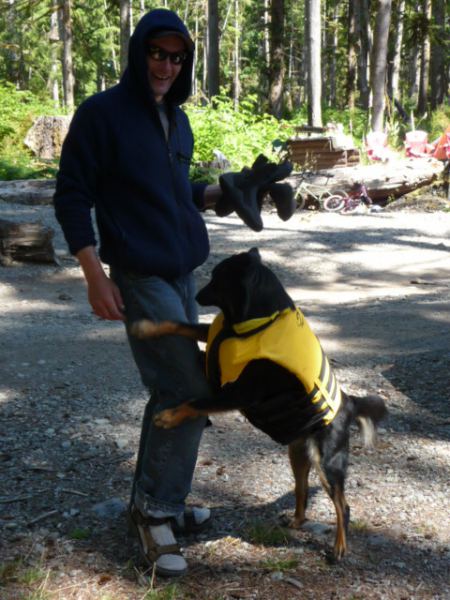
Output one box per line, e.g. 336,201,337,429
134,483,184,519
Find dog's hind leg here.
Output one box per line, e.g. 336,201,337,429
328,481,349,560
321,455,350,561
309,439,350,561
288,438,311,527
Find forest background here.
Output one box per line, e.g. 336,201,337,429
0,0,449,181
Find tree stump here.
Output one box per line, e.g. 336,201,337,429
0,219,57,266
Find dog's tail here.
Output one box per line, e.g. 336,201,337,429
349,394,388,448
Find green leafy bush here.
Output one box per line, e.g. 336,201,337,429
426,105,450,142
0,83,59,180
186,94,297,172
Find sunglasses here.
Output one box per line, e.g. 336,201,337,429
146,46,188,66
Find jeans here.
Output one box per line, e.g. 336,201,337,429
111,268,210,518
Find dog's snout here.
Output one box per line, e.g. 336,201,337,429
196,283,214,306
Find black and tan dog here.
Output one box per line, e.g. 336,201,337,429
130,248,387,560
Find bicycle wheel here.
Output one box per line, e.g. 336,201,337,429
341,198,362,214
323,194,346,212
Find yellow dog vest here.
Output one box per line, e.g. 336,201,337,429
206,307,341,427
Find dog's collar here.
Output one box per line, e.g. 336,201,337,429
232,307,293,336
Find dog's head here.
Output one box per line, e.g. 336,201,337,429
196,248,294,323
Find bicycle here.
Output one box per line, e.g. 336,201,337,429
294,179,347,211
323,183,373,214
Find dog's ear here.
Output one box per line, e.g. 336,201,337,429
248,247,261,263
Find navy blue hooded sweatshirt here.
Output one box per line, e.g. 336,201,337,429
54,9,209,278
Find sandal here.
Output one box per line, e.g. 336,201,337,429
128,506,187,577
171,506,212,534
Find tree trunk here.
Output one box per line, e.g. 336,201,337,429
48,0,60,107
6,0,18,84
357,0,371,109
346,0,358,110
306,0,322,127
430,0,445,109
192,3,200,97
207,0,220,98
263,0,270,68
285,17,295,113
119,0,131,76
417,0,431,114
370,0,392,132
388,0,405,102
325,0,339,107
268,0,285,118
233,0,240,109
203,25,208,94
183,0,190,23
408,0,422,107
408,43,420,103
103,0,119,81
61,0,75,111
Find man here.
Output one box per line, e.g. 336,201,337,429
54,9,223,577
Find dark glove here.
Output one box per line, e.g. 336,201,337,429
261,182,297,222
216,154,294,231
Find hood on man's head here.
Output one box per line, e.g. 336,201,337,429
149,28,194,52
123,8,194,106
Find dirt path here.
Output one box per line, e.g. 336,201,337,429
0,201,449,599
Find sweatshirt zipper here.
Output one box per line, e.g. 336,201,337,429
165,111,189,274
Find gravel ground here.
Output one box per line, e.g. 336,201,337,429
0,196,449,599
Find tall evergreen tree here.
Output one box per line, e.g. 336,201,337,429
268,0,285,117
370,0,392,131
305,0,322,126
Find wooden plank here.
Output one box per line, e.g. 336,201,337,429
288,139,333,151
294,125,326,134
289,149,361,169
287,133,361,172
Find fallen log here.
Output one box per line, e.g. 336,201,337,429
287,157,445,202
0,219,57,266
0,179,56,205
0,156,445,207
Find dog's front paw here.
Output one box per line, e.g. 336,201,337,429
153,408,182,429
130,319,159,339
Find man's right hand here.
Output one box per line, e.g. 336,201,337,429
87,273,125,320
76,246,125,321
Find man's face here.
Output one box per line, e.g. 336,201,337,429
146,35,186,102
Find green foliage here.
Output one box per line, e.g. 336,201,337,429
0,559,22,583
0,83,56,143
72,0,120,101
68,527,91,540
186,94,297,173
260,556,300,571
0,559,51,600
0,157,57,181
426,105,450,141
244,520,292,546
0,83,59,180
142,583,181,600
350,519,370,532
